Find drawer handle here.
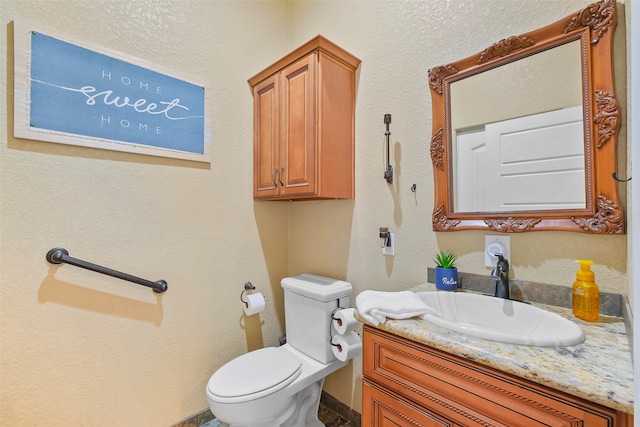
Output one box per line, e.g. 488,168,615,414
278,167,285,187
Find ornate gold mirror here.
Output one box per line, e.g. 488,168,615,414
429,0,623,233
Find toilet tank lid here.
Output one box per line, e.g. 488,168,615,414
281,274,352,301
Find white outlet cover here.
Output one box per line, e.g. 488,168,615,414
485,235,510,267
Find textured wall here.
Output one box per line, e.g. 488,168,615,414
287,0,629,411
0,1,291,425
0,0,630,425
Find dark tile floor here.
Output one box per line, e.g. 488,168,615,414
176,391,359,427
197,400,356,427
318,403,355,427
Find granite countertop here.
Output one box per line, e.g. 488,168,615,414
358,283,634,414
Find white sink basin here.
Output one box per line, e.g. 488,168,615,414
416,291,585,347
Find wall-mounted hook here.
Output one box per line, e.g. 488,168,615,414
612,171,631,182
410,184,417,192
383,114,393,184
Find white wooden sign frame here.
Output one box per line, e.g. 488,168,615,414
13,19,211,163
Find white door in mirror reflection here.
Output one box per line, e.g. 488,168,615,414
456,106,585,212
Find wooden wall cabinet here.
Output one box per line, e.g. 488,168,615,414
363,326,633,427
248,36,360,200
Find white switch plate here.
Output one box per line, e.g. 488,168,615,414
485,235,510,267
383,233,395,256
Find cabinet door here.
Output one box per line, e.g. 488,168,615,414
363,381,454,427
253,74,280,198
279,53,316,197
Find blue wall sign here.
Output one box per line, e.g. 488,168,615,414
29,32,205,155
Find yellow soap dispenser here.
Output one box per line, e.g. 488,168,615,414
572,260,599,322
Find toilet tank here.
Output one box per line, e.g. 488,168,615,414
281,274,352,364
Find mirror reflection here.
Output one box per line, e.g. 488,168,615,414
450,40,586,213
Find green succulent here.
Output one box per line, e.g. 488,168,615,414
434,250,457,269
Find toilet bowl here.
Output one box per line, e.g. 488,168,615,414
205,274,357,427
206,344,347,427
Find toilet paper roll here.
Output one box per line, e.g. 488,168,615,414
332,308,359,335
243,292,265,316
331,331,362,362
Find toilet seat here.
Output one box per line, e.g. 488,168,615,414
207,347,302,404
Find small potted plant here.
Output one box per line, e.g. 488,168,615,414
434,250,458,291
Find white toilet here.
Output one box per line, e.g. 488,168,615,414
206,274,356,427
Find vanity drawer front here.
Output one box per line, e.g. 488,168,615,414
363,380,455,427
363,326,618,427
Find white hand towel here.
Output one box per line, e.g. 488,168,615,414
356,290,433,326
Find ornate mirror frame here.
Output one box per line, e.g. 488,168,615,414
429,0,623,233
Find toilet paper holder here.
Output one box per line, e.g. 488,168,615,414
330,307,362,361
330,306,359,349
240,281,255,308
330,307,344,348
331,306,346,326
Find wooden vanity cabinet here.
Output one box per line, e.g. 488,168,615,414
363,326,632,427
248,36,360,200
